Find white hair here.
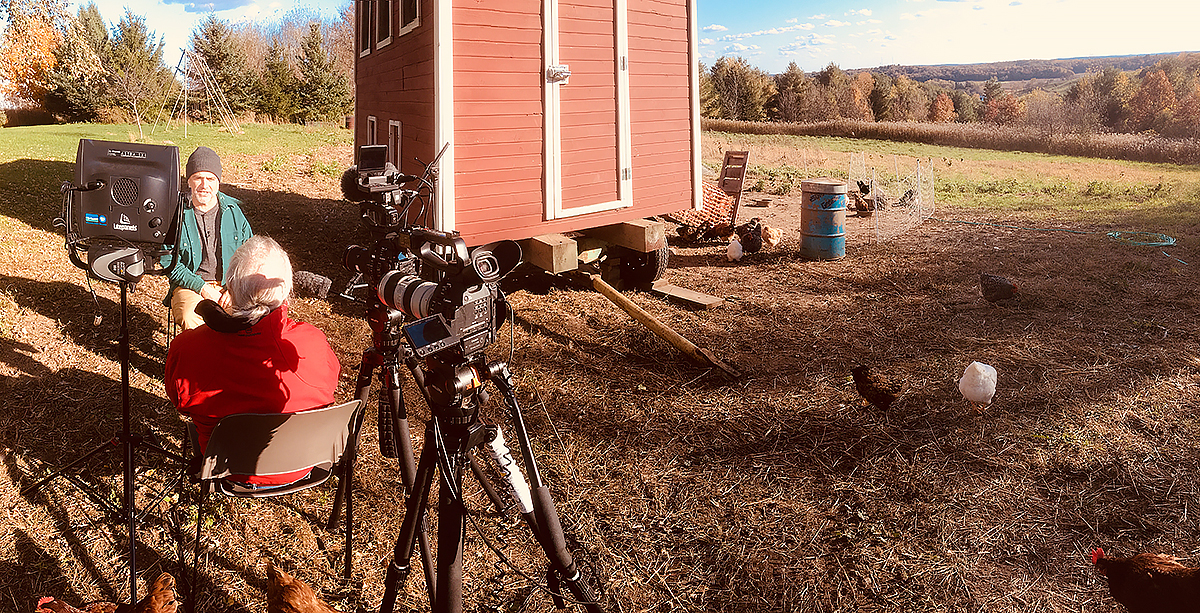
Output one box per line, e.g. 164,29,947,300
224,235,292,320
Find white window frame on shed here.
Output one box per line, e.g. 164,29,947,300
358,1,371,57
376,0,393,49
398,0,420,37
388,120,402,167
367,115,378,145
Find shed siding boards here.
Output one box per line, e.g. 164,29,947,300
627,0,693,211
452,3,545,242
356,0,436,183
356,0,698,247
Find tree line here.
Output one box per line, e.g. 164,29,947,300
0,0,354,128
701,54,1200,139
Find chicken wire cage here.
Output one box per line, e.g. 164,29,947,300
848,152,936,243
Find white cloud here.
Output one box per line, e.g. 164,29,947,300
163,0,255,13
900,12,919,19
847,9,872,16
703,24,728,31
810,14,829,19
700,38,714,45
787,18,798,23
724,42,761,53
824,20,851,27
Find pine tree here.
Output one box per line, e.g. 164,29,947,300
771,62,811,122
106,8,171,135
190,15,255,115
295,22,350,123
44,8,107,121
257,38,297,122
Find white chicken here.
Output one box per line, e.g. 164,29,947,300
958,361,997,412
726,235,743,261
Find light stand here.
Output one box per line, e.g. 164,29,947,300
21,245,188,603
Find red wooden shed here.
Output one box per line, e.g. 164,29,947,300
353,0,701,277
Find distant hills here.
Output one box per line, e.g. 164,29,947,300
861,51,1197,84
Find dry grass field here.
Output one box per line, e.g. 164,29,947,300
3,126,1200,613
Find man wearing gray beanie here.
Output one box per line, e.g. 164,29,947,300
162,146,253,330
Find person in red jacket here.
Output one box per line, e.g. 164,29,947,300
166,235,340,486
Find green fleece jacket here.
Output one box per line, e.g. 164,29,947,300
161,192,252,306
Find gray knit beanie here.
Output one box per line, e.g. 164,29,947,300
186,146,222,181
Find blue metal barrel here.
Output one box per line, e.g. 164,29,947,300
799,178,847,260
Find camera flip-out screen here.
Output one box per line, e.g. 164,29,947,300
72,139,181,245
403,314,454,358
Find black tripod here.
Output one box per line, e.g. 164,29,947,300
378,355,603,613
21,270,188,603
328,292,436,584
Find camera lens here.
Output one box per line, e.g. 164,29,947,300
378,270,437,319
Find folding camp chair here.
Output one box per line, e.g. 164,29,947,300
185,399,364,606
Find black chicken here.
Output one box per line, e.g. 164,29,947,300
980,272,1019,303
856,180,871,195
851,365,902,410
734,218,763,254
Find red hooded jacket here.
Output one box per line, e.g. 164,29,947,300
166,304,340,485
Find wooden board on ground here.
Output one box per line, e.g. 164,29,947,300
640,278,725,309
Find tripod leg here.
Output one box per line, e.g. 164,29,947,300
436,459,466,613
381,422,440,613
490,364,603,612
329,351,376,528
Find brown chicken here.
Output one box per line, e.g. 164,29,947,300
980,272,1019,303
1092,547,1200,613
851,365,902,410
266,562,338,613
36,573,176,613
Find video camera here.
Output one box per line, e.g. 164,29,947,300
340,144,521,363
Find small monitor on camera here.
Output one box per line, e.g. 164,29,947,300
71,139,181,245
359,144,389,175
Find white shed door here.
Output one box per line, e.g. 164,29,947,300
544,0,632,220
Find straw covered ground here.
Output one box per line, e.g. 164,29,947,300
3,127,1200,613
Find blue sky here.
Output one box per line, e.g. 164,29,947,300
698,0,1200,73
68,0,1200,74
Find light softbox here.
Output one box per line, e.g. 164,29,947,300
71,139,181,245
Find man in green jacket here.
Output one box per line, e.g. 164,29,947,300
163,146,253,330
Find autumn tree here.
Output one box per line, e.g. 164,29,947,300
1167,84,1200,138
1127,69,1176,132
890,76,929,121
984,93,1024,125
0,0,71,107
106,8,171,135
709,56,775,121
190,15,256,115
294,21,351,123
699,62,720,118
1090,67,1135,131
928,91,956,122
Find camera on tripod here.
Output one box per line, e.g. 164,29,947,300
340,144,522,362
